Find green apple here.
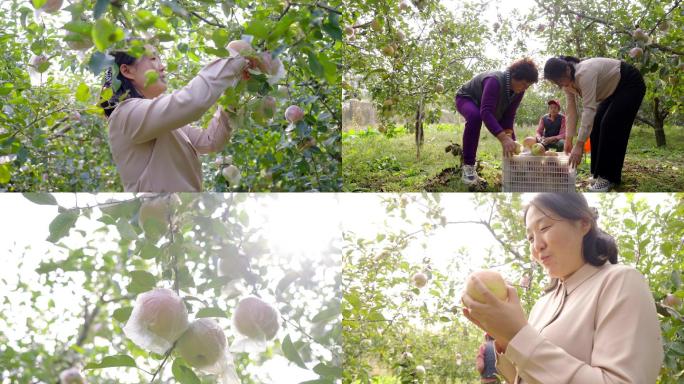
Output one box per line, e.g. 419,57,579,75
177,319,226,369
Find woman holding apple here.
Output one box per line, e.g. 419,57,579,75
455,58,539,186
543,56,646,192
101,40,279,192
461,193,662,384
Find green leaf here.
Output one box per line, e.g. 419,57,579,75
128,270,157,293
32,0,47,9
307,52,324,78
143,70,159,88
35,261,59,274
85,354,137,369
672,270,682,290
0,82,14,96
91,18,124,51
322,14,342,41
47,211,79,243
624,218,636,229
88,52,115,76
134,9,156,29
282,335,307,369
75,82,90,102
100,198,140,220
238,210,249,226
139,243,161,260
344,292,361,309
318,53,337,84
196,307,228,318
112,306,133,323
671,342,684,356
116,218,138,241
64,20,93,35
177,265,195,289
245,20,269,39
154,16,172,32
93,0,110,19
368,310,385,321
211,29,230,49
100,87,113,102
276,271,300,298
311,305,340,324
154,33,175,42
271,13,296,40
312,362,343,378
22,193,57,205
171,358,201,384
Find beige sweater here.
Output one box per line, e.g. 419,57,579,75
496,262,663,383
563,58,621,144
108,56,247,192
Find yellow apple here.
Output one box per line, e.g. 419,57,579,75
466,270,508,303
412,272,428,288
513,141,523,155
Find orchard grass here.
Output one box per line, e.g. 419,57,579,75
342,123,684,192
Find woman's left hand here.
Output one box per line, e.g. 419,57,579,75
461,277,528,346
568,143,583,168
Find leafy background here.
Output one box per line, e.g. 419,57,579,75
0,193,342,383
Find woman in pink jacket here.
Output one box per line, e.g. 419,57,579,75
462,193,663,384
101,44,250,192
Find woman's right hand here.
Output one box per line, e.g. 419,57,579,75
499,134,517,158
563,138,573,154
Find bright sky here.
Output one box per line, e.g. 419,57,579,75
0,193,342,384
445,0,546,65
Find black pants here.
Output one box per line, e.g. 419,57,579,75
589,61,646,184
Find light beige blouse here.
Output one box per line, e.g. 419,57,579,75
497,262,663,383
108,56,247,192
563,58,621,145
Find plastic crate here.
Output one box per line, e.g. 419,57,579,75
503,154,576,192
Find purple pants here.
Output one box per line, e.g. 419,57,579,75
456,97,512,166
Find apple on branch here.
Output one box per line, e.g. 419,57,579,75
412,272,428,288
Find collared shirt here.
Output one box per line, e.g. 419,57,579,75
563,58,621,144
496,262,663,383
108,57,247,192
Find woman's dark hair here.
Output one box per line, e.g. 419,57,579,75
523,193,618,292
508,58,539,83
100,50,145,117
543,56,580,83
